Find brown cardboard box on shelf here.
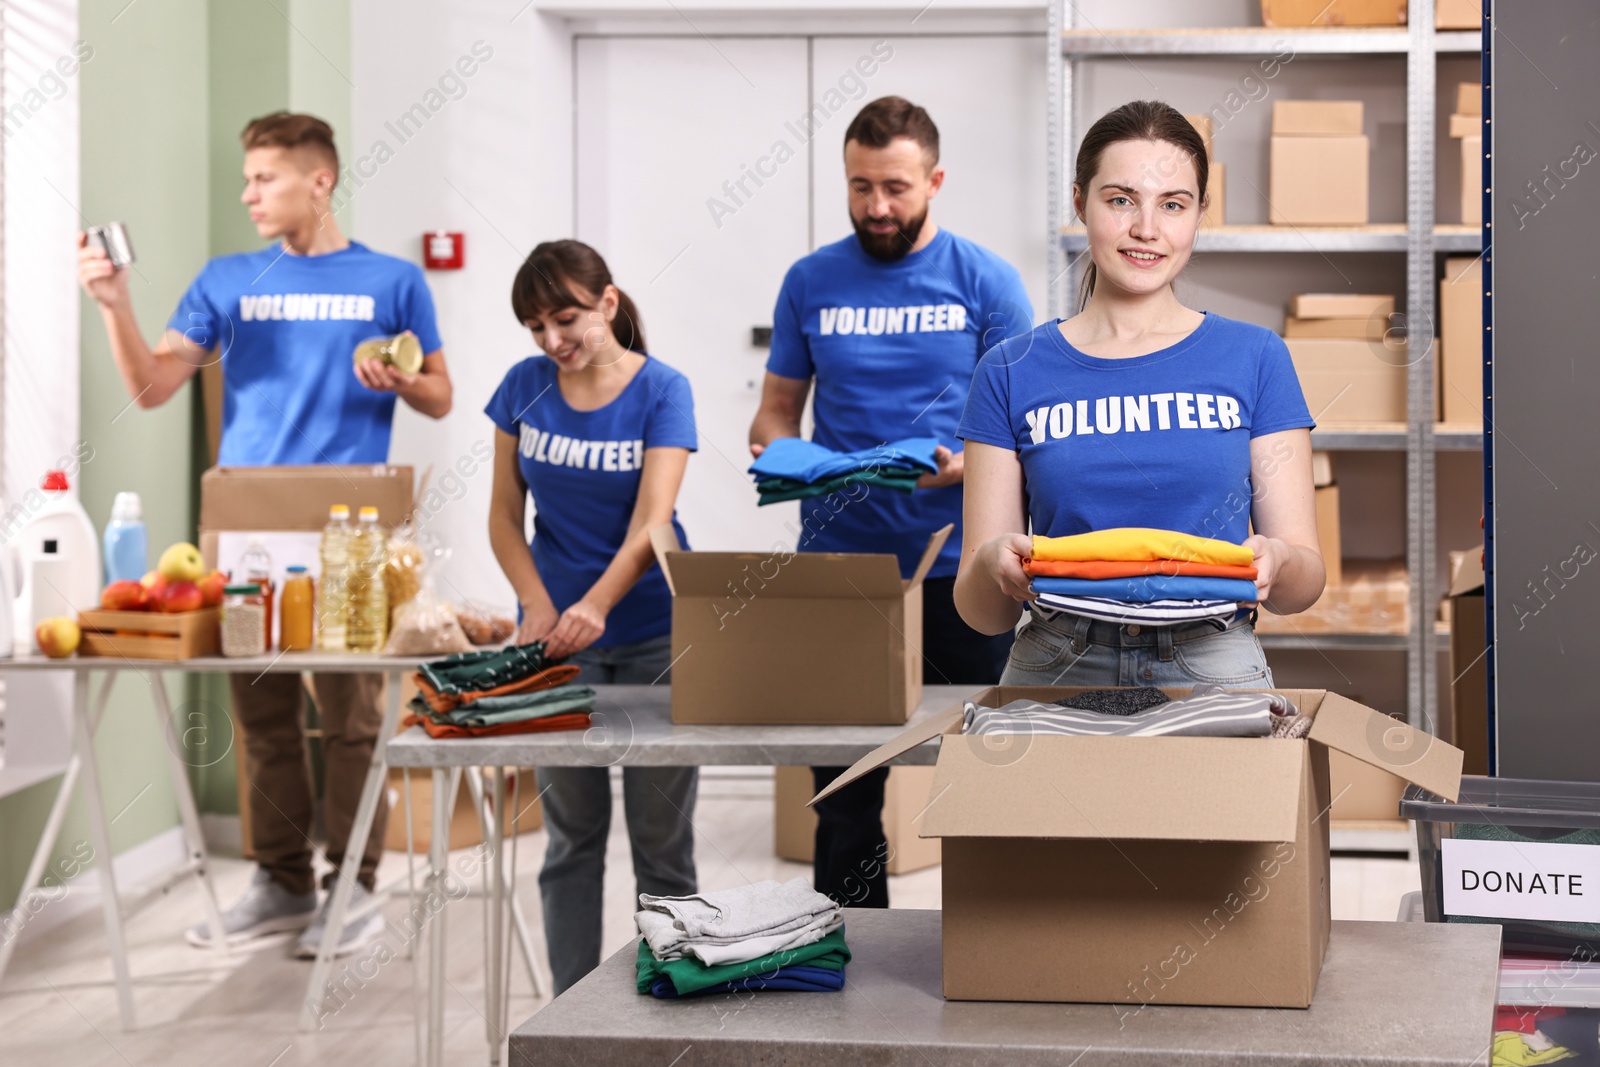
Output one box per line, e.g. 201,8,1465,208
649,524,950,725
1262,0,1408,27
1456,81,1482,115
384,767,543,853
1448,112,1479,139
1448,549,1489,776
1440,255,1483,425
197,464,414,570
1201,161,1226,228
1183,113,1214,159
1461,134,1482,225
1311,451,1335,488
1437,0,1479,30
774,766,940,875
1291,293,1395,320
1315,484,1342,586
813,684,1462,1007
1270,136,1369,225
1285,337,1408,423
1256,558,1410,635
1272,100,1365,137
1284,315,1387,340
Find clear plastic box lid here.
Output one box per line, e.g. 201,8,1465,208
1401,776,1600,829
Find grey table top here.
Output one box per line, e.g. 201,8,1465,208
511,909,1502,1067
0,651,422,673
385,684,979,768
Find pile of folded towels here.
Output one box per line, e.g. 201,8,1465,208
963,684,1311,739
1027,527,1260,625
635,878,851,999
748,436,939,505
403,641,595,739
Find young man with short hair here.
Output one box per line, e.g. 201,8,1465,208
750,96,1033,908
77,111,452,958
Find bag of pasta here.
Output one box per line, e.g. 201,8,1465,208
383,536,471,656
384,521,426,609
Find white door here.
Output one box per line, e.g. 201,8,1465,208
809,35,1048,324
575,36,811,552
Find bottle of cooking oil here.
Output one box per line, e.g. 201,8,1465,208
316,505,353,651
346,506,389,653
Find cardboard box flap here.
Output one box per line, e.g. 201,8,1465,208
808,705,965,806
1449,547,1486,597
905,525,953,590
920,736,1304,843
648,524,682,596
1308,692,1463,802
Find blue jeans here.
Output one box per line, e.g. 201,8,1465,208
1000,610,1275,689
537,632,698,994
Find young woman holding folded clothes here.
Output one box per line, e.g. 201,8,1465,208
954,100,1325,688
486,240,699,994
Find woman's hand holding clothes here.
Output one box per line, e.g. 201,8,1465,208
981,532,1036,602
542,598,608,660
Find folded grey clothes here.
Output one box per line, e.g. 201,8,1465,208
963,684,1304,739
636,877,843,966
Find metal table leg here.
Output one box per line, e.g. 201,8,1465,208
299,669,403,1032
147,674,227,957
72,671,137,1029
464,767,545,997
427,767,449,1067
487,766,507,1065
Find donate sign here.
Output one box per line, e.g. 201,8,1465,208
1443,838,1600,923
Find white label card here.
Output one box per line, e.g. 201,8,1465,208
1442,837,1600,923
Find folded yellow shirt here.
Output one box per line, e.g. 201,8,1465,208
1031,528,1254,567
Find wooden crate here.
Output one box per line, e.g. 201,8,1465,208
77,608,221,661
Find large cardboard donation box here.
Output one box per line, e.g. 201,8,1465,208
814,685,1463,1008
649,525,951,725
198,464,414,570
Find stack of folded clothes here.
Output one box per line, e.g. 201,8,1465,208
634,878,851,999
748,436,939,505
962,684,1311,739
1027,527,1260,625
403,641,595,738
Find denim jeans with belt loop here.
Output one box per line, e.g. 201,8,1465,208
1000,608,1275,690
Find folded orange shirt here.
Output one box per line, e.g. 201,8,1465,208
403,711,592,740
414,663,582,714
1024,559,1259,581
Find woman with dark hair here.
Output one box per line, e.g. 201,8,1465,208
954,100,1324,688
485,238,698,994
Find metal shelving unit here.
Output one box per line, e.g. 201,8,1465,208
1046,2,1476,736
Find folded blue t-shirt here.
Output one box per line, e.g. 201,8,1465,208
749,436,940,484
1030,575,1261,603
649,964,848,999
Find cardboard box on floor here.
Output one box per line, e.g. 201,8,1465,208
774,766,940,875
649,524,950,725
197,464,414,570
384,767,543,852
1440,256,1484,424
1448,549,1489,776
1261,0,1407,27
813,685,1462,1007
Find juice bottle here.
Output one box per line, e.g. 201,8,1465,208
239,539,275,648
280,565,314,651
317,505,352,651
345,506,389,653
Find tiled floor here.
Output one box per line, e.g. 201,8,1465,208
0,768,1420,1066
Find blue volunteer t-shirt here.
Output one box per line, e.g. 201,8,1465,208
169,241,442,466
957,313,1314,545
484,355,697,649
767,229,1033,579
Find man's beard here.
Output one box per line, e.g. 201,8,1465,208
852,207,926,262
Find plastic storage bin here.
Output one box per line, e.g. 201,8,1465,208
1402,776,1600,956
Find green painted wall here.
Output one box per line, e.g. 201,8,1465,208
1,0,353,914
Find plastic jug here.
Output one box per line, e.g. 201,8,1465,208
11,471,101,653
102,491,148,584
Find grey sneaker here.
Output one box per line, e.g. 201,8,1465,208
185,867,317,948
294,881,387,959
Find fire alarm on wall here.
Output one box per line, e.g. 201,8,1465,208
423,231,464,270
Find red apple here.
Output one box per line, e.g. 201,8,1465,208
197,570,226,609
101,580,150,612
157,580,203,614
143,573,170,603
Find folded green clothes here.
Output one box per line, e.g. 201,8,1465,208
417,641,562,697
756,468,923,505
408,684,597,728
635,927,852,997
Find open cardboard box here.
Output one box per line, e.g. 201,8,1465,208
649,524,950,725
813,685,1462,1008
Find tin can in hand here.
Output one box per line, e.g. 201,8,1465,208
86,222,136,270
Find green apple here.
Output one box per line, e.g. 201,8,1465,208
157,542,205,583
